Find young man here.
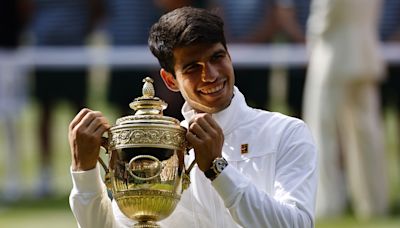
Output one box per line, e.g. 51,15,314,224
69,7,317,227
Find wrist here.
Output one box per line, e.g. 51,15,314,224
204,157,228,181
71,161,96,172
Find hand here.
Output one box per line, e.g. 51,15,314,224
68,108,111,171
186,113,224,171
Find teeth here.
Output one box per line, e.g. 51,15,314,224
201,84,224,94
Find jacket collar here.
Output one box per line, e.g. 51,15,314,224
181,86,253,135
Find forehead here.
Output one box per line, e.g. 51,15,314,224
172,43,226,66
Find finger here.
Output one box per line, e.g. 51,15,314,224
191,114,221,140
86,114,108,133
186,131,202,146
202,114,223,139
93,122,110,138
73,111,101,133
195,115,215,133
202,114,221,132
81,111,104,128
69,108,91,131
92,118,111,137
189,121,208,139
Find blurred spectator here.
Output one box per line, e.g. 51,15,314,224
304,0,389,219
379,0,400,42
275,0,310,118
29,0,102,197
0,0,31,202
210,0,277,110
154,0,208,12
104,0,165,117
379,0,400,162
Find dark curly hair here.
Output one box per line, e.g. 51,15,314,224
148,6,227,75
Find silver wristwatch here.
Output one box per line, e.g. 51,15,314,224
204,157,228,181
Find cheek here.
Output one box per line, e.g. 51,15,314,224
180,89,190,101
180,79,197,93
226,65,234,78
178,85,194,101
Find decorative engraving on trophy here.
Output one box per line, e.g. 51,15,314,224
110,128,186,149
120,130,134,144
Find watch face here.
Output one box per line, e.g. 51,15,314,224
215,159,227,173
205,157,228,181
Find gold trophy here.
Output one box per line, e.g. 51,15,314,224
98,77,194,228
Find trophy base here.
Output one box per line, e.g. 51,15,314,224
134,221,160,228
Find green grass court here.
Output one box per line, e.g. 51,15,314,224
1,195,400,228
0,77,399,227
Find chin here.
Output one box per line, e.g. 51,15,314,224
194,101,231,114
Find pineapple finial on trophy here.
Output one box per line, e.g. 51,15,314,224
142,77,155,98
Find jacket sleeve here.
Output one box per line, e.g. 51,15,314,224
69,164,120,228
212,122,317,228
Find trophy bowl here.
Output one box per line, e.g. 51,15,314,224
99,77,193,228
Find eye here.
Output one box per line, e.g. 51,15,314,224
211,52,226,62
183,64,202,74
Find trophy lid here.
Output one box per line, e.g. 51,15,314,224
129,77,167,116
110,77,186,150
115,77,180,126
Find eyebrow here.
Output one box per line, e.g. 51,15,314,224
182,60,199,71
213,49,227,57
181,48,227,70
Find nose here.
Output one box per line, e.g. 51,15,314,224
201,62,218,82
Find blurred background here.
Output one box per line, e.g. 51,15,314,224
0,0,399,227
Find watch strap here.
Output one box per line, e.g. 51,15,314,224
204,167,218,181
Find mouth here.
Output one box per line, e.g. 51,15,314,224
199,81,225,95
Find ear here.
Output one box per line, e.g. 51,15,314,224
160,68,180,92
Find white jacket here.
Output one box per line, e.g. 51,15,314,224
70,87,317,228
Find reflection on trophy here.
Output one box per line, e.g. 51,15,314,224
98,77,194,228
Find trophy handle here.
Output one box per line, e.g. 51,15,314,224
183,140,196,174
181,160,196,191
98,136,112,189
126,155,163,181
185,160,196,174
182,143,196,191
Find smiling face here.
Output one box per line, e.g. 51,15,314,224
160,42,235,113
